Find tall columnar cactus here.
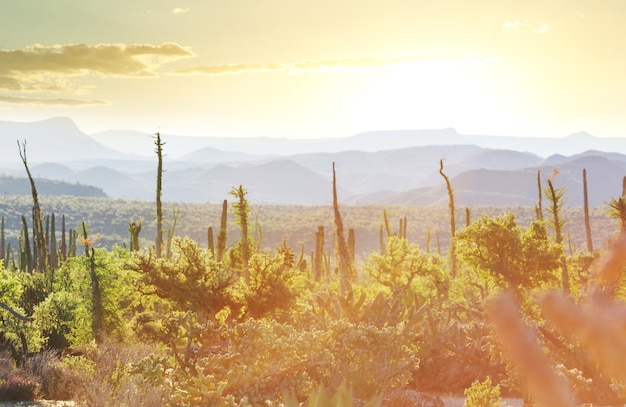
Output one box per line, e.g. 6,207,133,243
348,228,356,265
546,178,570,294
128,219,142,252
314,226,324,282
49,213,58,270
60,215,67,261
21,215,32,273
154,132,165,259
465,207,471,227
0,216,5,261
165,205,180,260
439,159,457,276
230,185,251,279
216,199,228,262
207,226,215,258
332,162,354,296
536,169,544,220
583,169,593,253
379,224,385,254
18,141,48,272
88,246,103,343
426,228,431,254
402,216,408,240
68,228,77,258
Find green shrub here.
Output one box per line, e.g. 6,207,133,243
463,376,503,407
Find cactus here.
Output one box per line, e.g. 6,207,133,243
583,168,593,253
154,132,165,258
68,228,77,258
379,224,385,254
88,246,104,343
536,169,544,220
230,185,252,281
465,207,471,227
332,162,353,296
49,213,58,270
314,226,324,282
0,216,5,262
21,215,32,273
128,219,142,252
17,140,48,272
60,215,67,261
207,226,215,258
216,199,228,262
546,177,570,294
439,159,457,276
348,228,355,266
165,205,180,260
426,228,431,254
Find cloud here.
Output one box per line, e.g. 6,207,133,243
0,42,194,91
0,95,108,106
171,8,190,14
171,55,497,76
503,19,550,34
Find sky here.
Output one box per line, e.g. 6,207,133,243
1,0,625,140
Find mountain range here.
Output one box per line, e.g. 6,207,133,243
1,117,626,206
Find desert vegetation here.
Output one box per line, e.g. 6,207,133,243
2,140,626,406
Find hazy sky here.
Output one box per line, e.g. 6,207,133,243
1,1,625,139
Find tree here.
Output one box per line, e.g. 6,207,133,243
455,213,561,296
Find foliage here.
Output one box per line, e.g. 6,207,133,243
455,213,562,294
463,376,503,407
0,372,38,401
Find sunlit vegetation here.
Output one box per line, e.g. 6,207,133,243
2,144,626,406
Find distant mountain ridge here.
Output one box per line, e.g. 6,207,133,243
1,117,626,206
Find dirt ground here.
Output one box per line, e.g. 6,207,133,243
0,402,74,407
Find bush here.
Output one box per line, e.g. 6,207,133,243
0,372,38,401
463,376,503,407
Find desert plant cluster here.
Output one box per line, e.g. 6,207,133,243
1,138,626,406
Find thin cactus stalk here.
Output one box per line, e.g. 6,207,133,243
348,228,355,266
436,229,441,256
45,215,49,251
383,209,391,239
583,168,593,253
89,248,103,343
154,132,165,259
426,228,431,254
21,215,32,273
230,185,251,278
314,226,324,282
379,224,385,254
537,169,544,220
82,222,90,256
465,207,471,227
208,226,215,258
60,215,67,261
332,162,353,296
403,216,408,240
546,178,570,294
165,205,180,260
68,228,77,258
216,199,228,262
18,141,48,272
439,159,457,276
0,216,5,261
49,213,58,270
